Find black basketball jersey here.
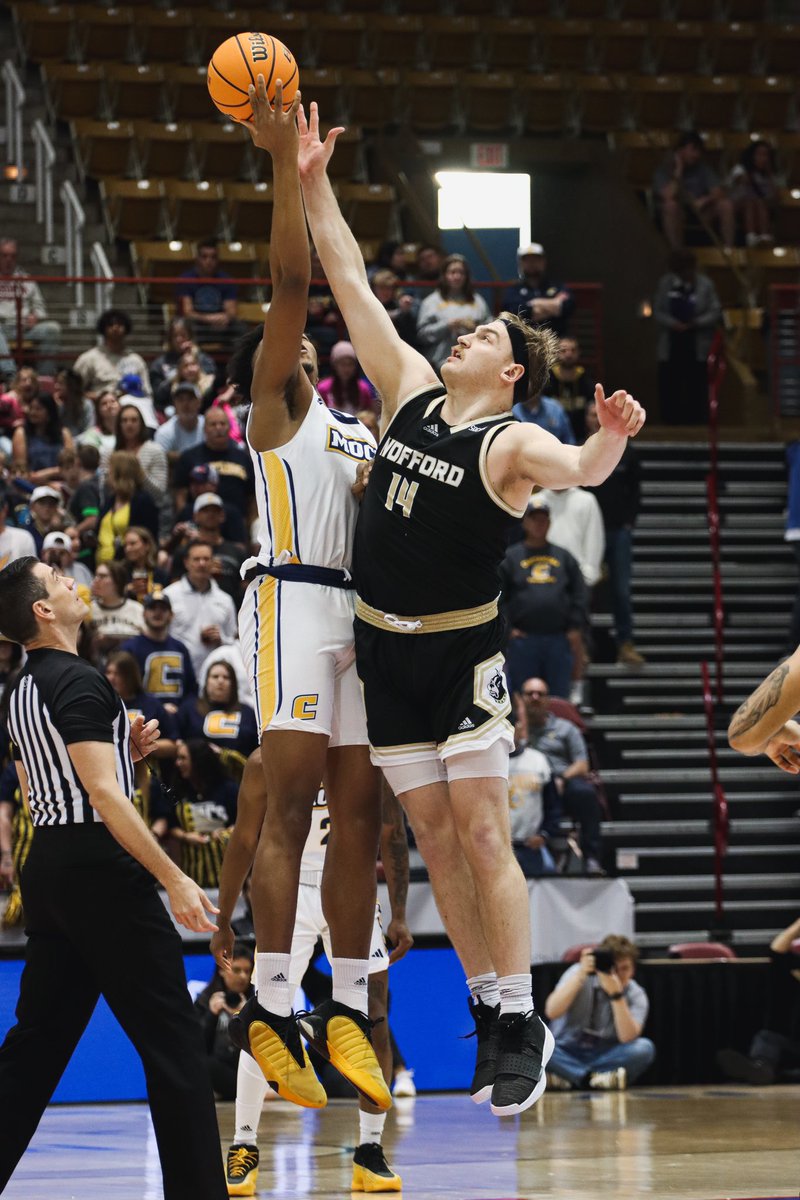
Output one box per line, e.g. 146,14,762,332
354,385,523,615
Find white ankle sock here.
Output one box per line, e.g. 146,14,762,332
358,1110,386,1147
331,957,369,1017
467,971,501,1009
255,952,292,1017
498,972,534,1016
234,1052,268,1145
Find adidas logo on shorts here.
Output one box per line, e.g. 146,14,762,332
458,716,475,731
372,947,385,958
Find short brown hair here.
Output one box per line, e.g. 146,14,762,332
498,310,559,399
598,934,640,963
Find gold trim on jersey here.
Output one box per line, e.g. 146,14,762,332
355,595,498,634
254,575,280,732
262,451,297,559
478,421,527,518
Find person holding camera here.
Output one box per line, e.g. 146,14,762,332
194,942,255,1101
544,935,655,1090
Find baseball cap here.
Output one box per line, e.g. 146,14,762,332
30,486,61,504
330,340,358,365
194,493,224,514
518,242,545,257
42,531,71,551
190,464,219,486
526,496,551,515
143,588,171,609
174,381,201,399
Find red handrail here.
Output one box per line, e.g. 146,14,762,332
700,659,729,924
706,330,727,706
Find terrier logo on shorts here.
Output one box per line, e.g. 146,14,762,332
473,654,511,717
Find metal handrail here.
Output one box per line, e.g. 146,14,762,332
89,241,115,314
31,120,56,244
2,60,25,181
60,181,86,308
700,660,729,930
706,330,727,706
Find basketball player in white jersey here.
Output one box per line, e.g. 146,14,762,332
224,77,389,1112
297,103,646,1116
212,752,411,1195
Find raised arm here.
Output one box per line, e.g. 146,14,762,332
245,77,314,451
297,103,436,421
728,647,800,763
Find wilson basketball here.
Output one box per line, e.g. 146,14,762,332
207,32,299,122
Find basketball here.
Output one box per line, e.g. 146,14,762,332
207,32,300,123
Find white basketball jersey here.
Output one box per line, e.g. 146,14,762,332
301,788,329,873
243,393,376,576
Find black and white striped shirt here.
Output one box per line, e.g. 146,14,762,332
7,649,134,827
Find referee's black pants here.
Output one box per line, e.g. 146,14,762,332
0,823,227,1199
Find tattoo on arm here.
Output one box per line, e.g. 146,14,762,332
730,662,790,739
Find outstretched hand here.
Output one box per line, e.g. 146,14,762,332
764,719,800,774
594,383,645,439
297,101,344,181
245,76,301,156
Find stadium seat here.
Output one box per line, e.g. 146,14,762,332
668,942,736,960
518,73,572,136
727,0,766,15
12,2,76,62
483,17,538,73
686,76,743,131
775,190,800,245
565,0,608,15
460,72,516,135
337,182,396,241
317,125,363,180
137,10,196,67
651,21,706,75
562,943,596,963
297,68,346,123
133,122,193,181
223,182,274,241
107,64,167,122
420,16,481,71
742,76,795,130
574,75,631,135
506,0,550,14
41,63,105,121
707,22,758,76
101,178,166,241
169,66,211,123
368,16,424,69
191,122,253,183
629,75,687,131
311,14,367,68
237,300,270,326
619,0,668,14
73,4,135,63
762,22,800,75
538,19,595,73
614,130,673,190
593,20,649,73
194,11,266,64
215,242,260,300
164,180,226,241
130,239,194,304
402,71,460,134
71,118,135,183
693,247,749,307
342,69,400,129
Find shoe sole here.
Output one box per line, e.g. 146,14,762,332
490,1025,555,1117
299,1015,392,1111
470,1083,493,1105
352,1162,403,1192
249,1020,327,1109
226,1174,258,1197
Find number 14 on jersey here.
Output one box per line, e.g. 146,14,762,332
385,472,419,519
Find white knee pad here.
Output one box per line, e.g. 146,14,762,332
444,739,510,782
381,754,447,797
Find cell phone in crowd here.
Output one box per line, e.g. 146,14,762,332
592,948,616,974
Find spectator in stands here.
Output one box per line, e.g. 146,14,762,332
523,676,605,875
109,402,168,504
371,270,418,348
89,559,146,658
149,316,215,399
19,486,64,556
164,539,238,675
654,249,722,425
584,399,645,668
0,382,25,458
368,239,410,283
120,588,197,714
96,450,159,562
176,240,242,349
3,365,39,411
0,487,35,567
154,381,205,462
654,131,735,251
306,246,340,355
546,337,595,442
317,340,377,415
544,937,655,1090
406,243,445,300
500,497,587,698
77,390,119,457
167,738,239,888
502,243,574,337
52,368,94,439
61,444,100,565
194,943,254,1101
106,649,178,754
40,530,93,590
508,692,560,877
416,254,492,371
728,138,780,248
168,463,247,551
716,916,800,1085
156,348,216,416
12,393,73,485
73,308,152,400
171,494,245,602
177,660,258,761
0,237,61,378
173,408,254,521
513,382,575,446
122,526,168,601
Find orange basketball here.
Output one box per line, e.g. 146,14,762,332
207,32,299,123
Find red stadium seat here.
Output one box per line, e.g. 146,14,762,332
562,943,596,963
668,942,737,960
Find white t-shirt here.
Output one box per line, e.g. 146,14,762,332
0,525,37,570
508,745,551,843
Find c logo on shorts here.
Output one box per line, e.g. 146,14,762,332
292,694,319,720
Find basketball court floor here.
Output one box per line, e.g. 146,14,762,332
6,1086,799,1198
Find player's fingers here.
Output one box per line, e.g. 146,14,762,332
309,101,319,135
297,102,308,135
325,126,345,150
594,382,606,405
273,78,283,112
199,888,220,915
256,72,268,103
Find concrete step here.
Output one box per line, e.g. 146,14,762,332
634,928,776,951
626,873,800,894
602,766,795,785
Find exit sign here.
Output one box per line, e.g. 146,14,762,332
470,143,508,169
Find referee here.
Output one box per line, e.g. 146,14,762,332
0,558,227,1199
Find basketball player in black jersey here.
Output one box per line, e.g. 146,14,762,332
298,103,645,1116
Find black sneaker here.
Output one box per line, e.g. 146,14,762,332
226,1143,259,1196
490,1010,555,1116
298,999,392,1110
466,998,500,1104
716,1048,776,1086
229,996,327,1109
351,1142,402,1192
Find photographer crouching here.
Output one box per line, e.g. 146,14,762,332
194,942,254,1100
544,934,655,1090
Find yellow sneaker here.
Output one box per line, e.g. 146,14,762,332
351,1142,402,1192
229,997,327,1109
226,1143,259,1197
298,999,392,1111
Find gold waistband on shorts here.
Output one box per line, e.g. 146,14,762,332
355,595,499,634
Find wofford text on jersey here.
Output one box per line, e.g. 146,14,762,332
381,436,465,487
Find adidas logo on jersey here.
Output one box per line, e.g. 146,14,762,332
270,972,288,982
458,716,475,731
422,423,440,437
